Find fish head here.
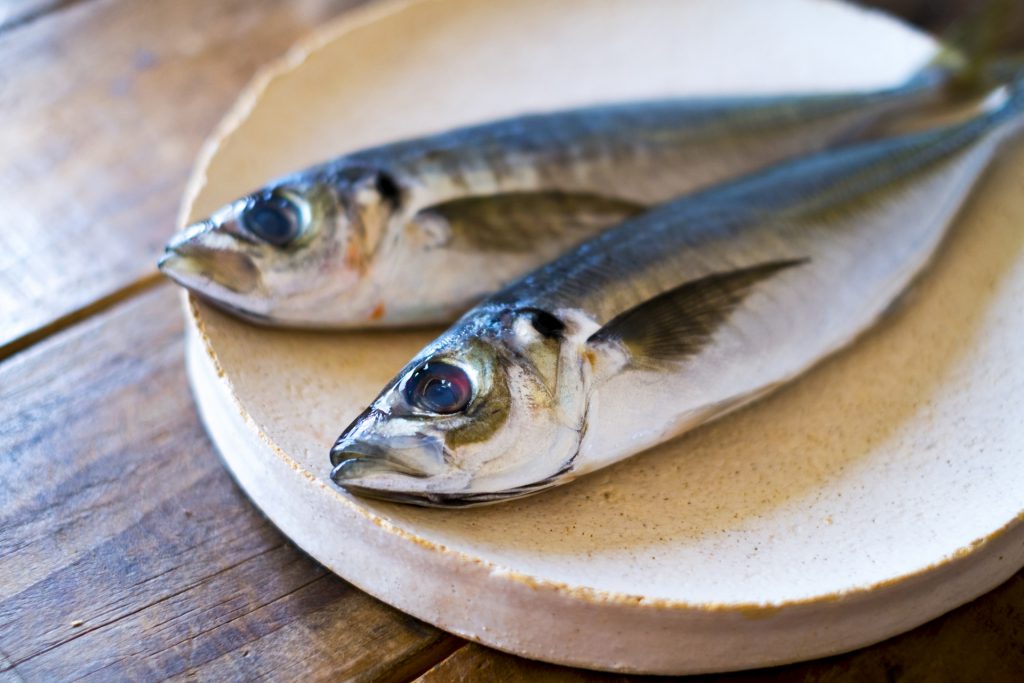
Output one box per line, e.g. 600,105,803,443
158,168,400,324
330,307,589,506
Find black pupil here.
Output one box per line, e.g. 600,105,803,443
243,194,301,245
404,361,472,415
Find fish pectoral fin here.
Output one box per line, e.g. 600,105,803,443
415,191,646,252
587,258,807,366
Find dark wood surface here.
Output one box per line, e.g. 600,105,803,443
0,286,459,682
2,1,1022,681
0,0,365,359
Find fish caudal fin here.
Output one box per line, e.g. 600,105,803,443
935,0,1023,95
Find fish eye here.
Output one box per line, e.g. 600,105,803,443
403,361,473,415
242,189,309,246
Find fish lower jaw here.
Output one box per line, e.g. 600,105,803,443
331,456,470,491
159,254,275,320
329,461,568,508
184,286,276,324
331,469,479,506
334,479,559,508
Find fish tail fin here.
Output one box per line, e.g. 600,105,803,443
993,75,1024,124
1005,76,1024,107
968,76,1024,141
930,0,1022,96
985,52,1024,86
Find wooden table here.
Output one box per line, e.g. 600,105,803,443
2,1,1022,680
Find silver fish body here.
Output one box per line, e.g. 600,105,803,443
161,67,953,327
329,83,1024,507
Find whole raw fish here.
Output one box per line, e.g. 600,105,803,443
328,82,1024,506
160,65,958,327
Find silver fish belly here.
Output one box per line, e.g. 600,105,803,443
328,83,1024,507
161,66,952,327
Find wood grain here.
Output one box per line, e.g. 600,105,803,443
0,285,458,682
0,0,364,359
420,570,1024,681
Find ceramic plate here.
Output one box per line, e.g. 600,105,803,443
180,0,1024,673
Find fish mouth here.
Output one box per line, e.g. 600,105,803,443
329,436,438,480
331,472,561,508
333,482,520,507
330,453,432,481
328,439,569,508
329,435,472,506
158,236,261,296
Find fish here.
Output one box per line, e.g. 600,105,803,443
160,61,965,328
327,81,1024,507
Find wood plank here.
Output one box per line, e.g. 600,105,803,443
0,285,458,682
0,0,364,359
418,570,1024,681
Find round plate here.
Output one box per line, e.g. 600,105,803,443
180,0,1024,674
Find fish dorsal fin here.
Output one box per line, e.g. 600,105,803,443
416,191,646,252
588,258,807,366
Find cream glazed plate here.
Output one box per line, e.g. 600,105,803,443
180,0,1024,674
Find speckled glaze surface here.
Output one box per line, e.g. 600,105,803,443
180,0,1024,673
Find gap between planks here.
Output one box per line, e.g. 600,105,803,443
0,271,164,364
377,636,465,683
